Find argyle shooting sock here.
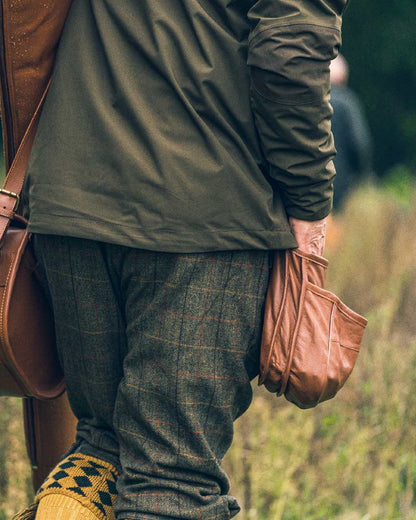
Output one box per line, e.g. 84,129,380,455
12,453,118,520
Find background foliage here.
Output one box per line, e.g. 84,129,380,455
341,0,416,177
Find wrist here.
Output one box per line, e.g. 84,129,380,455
288,216,327,256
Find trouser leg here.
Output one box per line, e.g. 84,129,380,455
34,235,271,519
33,234,127,472
114,249,270,519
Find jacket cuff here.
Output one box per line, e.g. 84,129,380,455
284,199,333,221
271,163,335,221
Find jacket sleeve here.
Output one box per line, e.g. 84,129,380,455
247,0,348,220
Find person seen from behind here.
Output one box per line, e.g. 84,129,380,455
5,0,349,518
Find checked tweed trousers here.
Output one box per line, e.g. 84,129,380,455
33,235,271,520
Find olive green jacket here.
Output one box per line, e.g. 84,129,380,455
1,0,348,252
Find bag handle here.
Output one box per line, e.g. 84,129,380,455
0,81,51,240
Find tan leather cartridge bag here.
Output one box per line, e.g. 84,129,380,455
259,249,367,409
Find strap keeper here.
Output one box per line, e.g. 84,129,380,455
0,188,20,211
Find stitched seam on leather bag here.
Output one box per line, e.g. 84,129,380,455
338,343,360,352
280,255,308,394
266,251,290,380
305,284,366,327
316,301,335,404
0,252,15,347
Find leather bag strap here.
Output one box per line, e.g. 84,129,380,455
0,81,50,240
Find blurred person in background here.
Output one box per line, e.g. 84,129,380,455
330,54,373,211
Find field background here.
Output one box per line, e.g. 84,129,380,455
1,181,415,519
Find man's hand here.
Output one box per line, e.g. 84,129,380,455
289,216,327,256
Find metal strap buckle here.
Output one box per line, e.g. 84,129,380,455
0,188,20,211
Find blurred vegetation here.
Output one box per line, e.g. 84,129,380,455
0,399,33,519
1,182,416,518
224,181,416,519
341,1,416,177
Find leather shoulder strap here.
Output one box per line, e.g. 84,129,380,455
0,81,50,240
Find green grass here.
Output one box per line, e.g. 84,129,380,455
1,183,416,518
224,183,416,519
0,398,33,517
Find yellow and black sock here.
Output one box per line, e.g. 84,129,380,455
36,494,98,520
12,454,119,520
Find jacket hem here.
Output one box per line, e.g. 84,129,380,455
28,215,298,253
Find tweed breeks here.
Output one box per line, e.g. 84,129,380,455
33,235,271,519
